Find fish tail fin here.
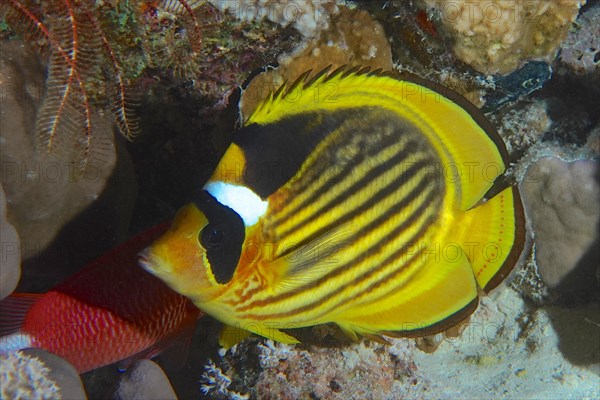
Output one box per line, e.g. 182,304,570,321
460,186,527,292
0,293,41,354
0,293,43,337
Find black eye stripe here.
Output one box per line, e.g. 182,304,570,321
195,191,245,284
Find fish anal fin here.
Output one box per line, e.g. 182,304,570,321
0,293,44,337
155,314,199,373
459,186,528,292
118,347,154,372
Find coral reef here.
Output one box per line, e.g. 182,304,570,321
0,349,86,400
207,287,599,399
209,0,338,38
520,157,599,300
421,0,586,74
0,185,21,300
113,360,178,400
201,358,250,399
276,6,393,77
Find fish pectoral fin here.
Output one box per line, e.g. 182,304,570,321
271,226,353,292
219,325,253,349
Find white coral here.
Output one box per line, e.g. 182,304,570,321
200,359,249,400
0,352,61,400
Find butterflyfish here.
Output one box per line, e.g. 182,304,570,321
140,66,527,346
0,223,202,373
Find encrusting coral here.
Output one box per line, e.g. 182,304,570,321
421,0,587,75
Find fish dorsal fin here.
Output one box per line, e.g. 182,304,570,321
246,66,507,210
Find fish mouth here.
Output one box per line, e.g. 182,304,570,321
138,248,157,273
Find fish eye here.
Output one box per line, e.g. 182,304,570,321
195,190,245,284
201,225,225,249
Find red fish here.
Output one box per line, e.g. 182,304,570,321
0,223,203,373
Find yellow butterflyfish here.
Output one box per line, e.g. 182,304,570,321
140,66,527,346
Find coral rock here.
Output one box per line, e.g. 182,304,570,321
559,2,600,75
520,157,600,298
113,360,178,400
0,40,117,255
0,184,20,300
210,0,338,38
422,0,586,74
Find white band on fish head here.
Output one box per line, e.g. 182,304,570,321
204,181,268,226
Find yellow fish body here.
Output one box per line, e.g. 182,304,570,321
141,67,527,345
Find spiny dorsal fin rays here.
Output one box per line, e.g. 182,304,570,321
250,65,377,122
304,65,332,87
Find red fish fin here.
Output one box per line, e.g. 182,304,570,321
117,346,162,372
0,293,43,336
117,316,198,373
155,316,198,373
118,354,144,372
